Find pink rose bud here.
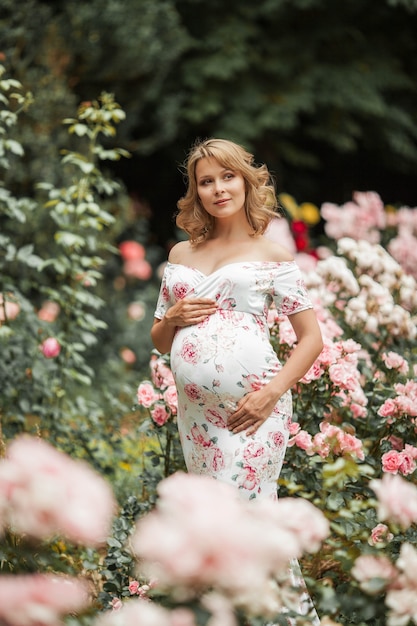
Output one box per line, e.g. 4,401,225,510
41,337,61,358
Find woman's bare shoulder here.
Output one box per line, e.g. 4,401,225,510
260,237,294,263
168,240,192,264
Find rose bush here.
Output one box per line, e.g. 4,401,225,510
134,202,416,625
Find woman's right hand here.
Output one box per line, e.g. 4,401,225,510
165,297,218,327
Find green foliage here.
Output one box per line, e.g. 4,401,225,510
1,0,417,224
0,67,155,499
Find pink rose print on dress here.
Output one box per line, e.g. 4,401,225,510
190,424,212,448
205,407,227,428
173,282,191,300
240,466,259,492
160,282,169,303
180,340,199,364
279,294,305,316
270,431,285,448
210,446,226,472
243,441,267,470
184,383,203,402
188,429,226,474
241,373,264,392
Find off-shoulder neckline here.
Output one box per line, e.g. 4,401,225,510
166,260,296,278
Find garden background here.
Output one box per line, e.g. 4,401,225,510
1,1,417,625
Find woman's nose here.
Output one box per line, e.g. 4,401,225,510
214,179,224,194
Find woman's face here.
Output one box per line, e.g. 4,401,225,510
195,157,246,221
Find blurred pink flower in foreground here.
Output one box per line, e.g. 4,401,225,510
0,436,115,545
96,598,196,626
40,337,61,358
131,472,328,615
0,574,90,626
351,554,398,594
370,473,417,529
386,543,417,626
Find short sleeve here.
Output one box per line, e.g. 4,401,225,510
154,266,172,320
272,262,313,316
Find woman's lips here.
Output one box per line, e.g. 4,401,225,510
215,198,230,205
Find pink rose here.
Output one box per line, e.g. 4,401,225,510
119,240,145,261
382,450,402,474
150,356,175,389
378,399,398,419
0,294,20,322
301,360,324,383
110,597,123,611
136,381,160,407
127,301,145,321
370,473,417,529
131,471,327,605
397,451,416,476
163,385,178,413
40,337,61,358
351,555,398,593
368,523,393,546
150,404,170,426
120,347,136,364
128,580,140,595
0,436,115,545
382,351,409,375
264,497,330,553
0,574,90,625
123,258,152,280
289,430,312,452
97,598,173,626
288,422,300,436
37,300,60,322
339,432,364,460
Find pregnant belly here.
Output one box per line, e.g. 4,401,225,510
170,310,281,394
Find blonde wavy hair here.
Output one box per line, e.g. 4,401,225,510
176,138,280,244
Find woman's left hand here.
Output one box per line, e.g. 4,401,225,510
227,388,279,436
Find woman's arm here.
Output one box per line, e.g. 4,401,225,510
227,308,323,435
151,297,218,354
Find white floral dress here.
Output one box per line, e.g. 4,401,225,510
154,260,313,502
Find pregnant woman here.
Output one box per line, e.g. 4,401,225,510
151,138,323,502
